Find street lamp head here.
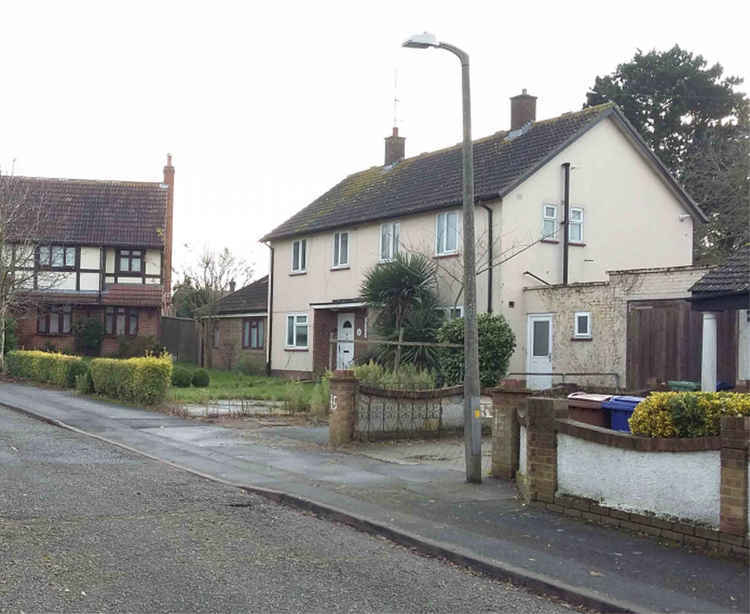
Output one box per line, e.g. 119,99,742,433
402,32,438,49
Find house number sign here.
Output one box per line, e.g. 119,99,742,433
329,393,337,411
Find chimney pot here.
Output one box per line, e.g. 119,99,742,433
510,90,537,131
229,279,236,293
384,127,406,166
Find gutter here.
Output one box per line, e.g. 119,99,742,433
265,243,275,375
481,204,493,313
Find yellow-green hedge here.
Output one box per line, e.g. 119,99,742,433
630,391,750,438
5,350,87,388
89,355,172,405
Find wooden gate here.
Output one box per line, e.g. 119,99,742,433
626,300,737,389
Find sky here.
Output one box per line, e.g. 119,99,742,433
2,0,748,285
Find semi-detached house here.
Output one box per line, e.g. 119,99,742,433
261,92,706,385
13,156,175,355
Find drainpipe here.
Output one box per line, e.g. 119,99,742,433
265,244,274,376
481,204,493,313
562,162,571,286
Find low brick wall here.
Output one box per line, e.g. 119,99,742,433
356,385,464,441
497,396,750,560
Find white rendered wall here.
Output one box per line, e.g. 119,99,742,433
145,249,161,276
738,310,750,381
79,272,100,291
557,433,720,526
518,425,527,476
80,247,100,269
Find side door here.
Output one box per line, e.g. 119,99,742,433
527,314,553,389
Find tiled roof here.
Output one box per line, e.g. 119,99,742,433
215,276,268,314
10,177,168,248
690,245,750,295
101,284,163,307
261,103,702,242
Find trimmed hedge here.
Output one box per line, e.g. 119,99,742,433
630,391,750,438
5,350,86,388
171,366,193,388
90,355,173,405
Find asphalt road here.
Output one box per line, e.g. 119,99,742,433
0,406,578,614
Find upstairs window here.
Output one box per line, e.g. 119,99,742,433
118,249,143,274
243,318,265,349
37,304,72,335
39,245,75,269
569,208,584,243
379,222,400,261
105,307,138,336
542,205,558,240
332,232,349,268
292,240,307,273
436,211,459,255
574,311,591,338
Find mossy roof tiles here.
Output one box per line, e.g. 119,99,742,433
690,245,750,295
262,104,618,242
215,276,269,314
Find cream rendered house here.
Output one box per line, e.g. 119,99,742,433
261,93,705,382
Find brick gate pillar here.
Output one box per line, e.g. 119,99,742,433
328,370,359,446
719,416,750,536
490,388,532,480
525,397,558,503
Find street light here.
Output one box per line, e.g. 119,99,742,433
403,32,482,484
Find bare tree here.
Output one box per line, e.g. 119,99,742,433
177,245,253,368
0,171,62,368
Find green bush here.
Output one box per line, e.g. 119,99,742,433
191,368,210,388
171,366,193,388
5,350,86,388
3,317,17,353
630,391,750,438
437,313,516,388
73,318,105,356
353,360,436,390
90,355,173,405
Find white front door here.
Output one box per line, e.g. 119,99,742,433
336,313,355,370
527,314,553,390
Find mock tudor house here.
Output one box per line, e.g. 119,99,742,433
201,275,268,371
13,156,175,355
261,93,707,385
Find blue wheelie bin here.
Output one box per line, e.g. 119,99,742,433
602,396,644,432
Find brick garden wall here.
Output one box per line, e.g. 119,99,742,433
491,394,750,560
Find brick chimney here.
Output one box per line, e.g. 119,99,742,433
229,279,236,293
384,127,405,166
162,153,175,314
510,89,537,131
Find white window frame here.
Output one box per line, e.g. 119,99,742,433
379,222,400,262
569,207,584,243
439,305,464,321
542,204,558,241
286,313,309,349
291,239,307,273
435,211,460,256
332,231,350,269
574,311,591,338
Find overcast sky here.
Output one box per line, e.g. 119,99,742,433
2,0,748,284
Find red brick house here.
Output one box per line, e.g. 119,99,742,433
201,276,268,371
14,156,175,355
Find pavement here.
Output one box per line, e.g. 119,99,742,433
1,381,747,614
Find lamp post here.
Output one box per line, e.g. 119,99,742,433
403,32,482,483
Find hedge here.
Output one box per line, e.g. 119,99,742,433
90,355,173,405
5,350,86,388
630,391,750,438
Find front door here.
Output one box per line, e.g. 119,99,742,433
336,312,355,370
527,314,553,389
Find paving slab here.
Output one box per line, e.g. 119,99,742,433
0,381,746,614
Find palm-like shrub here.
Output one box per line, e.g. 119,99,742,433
360,253,442,370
